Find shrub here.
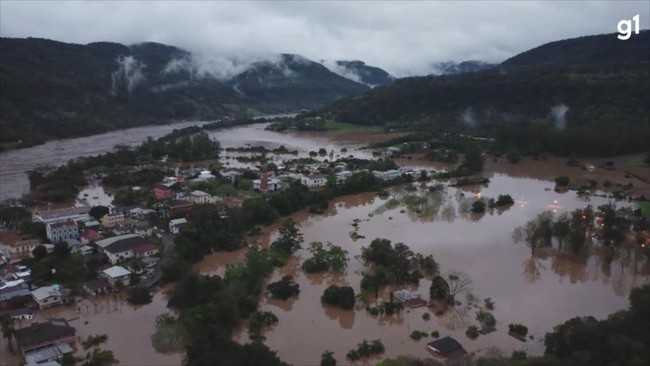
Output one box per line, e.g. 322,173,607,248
495,194,514,206
430,330,440,338
422,313,430,321
512,351,527,360
347,339,384,360
508,323,528,336
321,351,337,366
476,310,496,327
484,297,495,310
555,176,570,186
466,325,480,339
410,330,429,341
471,200,486,213
321,285,355,310
267,276,300,300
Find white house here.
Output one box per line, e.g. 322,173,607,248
46,221,79,243
301,174,328,188
95,234,158,265
169,218,188,234
189,190,210,204
373,169,402,182
31,285,68,309
101,266,132,287
190,170,216,183
33,206,92,225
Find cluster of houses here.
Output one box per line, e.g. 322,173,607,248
0,203,164,365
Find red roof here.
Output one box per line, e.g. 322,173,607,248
82,230,102,241
134,243,159,254
224,197,242,205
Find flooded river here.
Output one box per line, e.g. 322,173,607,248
1,122,648,365
199,175,648,365
0,121,211,201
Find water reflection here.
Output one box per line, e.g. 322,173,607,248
206,174,650,364
322,303,356,329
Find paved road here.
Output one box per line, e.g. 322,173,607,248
138,229,175,288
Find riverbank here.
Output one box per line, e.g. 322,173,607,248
396,152,650,197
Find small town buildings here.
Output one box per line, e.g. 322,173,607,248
253,174,282,192
83,219,101,230
80,230,103,245
154,184,173,201
335,171,353,184
221,170,243,183
223,197,242,208
0,282,30,310
133,242,159,258
393,289,427,308
373,169,402,182
169,218,188,234
190,170,216,183
426,336,468,359
83,278,112,296
111,225,132,236
0,307,35,320
95,234,159,265
0,233,40,262
385,146,401,156
46,220,79,243
166,200,194,219
33,206,92,225
10,319,76,361
133,221,153,237
102,266,132,287
301,174,327,188
189,190,211,204
100,212,125,228
31,285,70,309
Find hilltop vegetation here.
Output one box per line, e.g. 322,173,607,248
321,32,650,156
0,38,369,147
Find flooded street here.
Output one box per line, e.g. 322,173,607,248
1,121,648,365
0,288,182,366
205,174,649,365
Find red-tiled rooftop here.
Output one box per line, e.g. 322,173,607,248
134,243,159,254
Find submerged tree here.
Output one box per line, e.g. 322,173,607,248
270,219,304,255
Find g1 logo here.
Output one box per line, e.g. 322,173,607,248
617,14,640,40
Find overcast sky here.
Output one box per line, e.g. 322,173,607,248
1,1,648,75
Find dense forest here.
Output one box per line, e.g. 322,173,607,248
321,32,650,156
0,38,369,147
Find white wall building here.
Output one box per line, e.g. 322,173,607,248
189,190,210,204
169,218,188,234
301,175,327,188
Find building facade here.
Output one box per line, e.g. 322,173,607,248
46,221,79,243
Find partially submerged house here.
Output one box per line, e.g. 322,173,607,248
31,285,71,309
83,278,112,296
102,265,132,287
426,336,468,359
10,319,76,363
393,289,427,308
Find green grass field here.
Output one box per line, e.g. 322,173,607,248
626,158,650,167
324,120,382,132
636,201,650,217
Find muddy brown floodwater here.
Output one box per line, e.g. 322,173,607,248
0,286,182,366
196,174,650,366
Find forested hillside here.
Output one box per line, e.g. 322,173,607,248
0,38,369,147
322,32,650,156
